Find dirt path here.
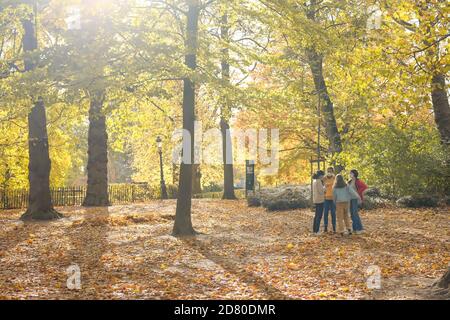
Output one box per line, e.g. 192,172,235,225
0,200,448,299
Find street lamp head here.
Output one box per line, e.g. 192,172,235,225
156,136,162,151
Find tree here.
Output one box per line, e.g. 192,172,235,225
257,0,349,154
433,266,450,298
304,0,342,153
192,164,202,194
45,1,140,206
20,7,61,220
219,10,237,200
431,74,450,146
382,0,450,146
83,90,110,206
173,0,200,236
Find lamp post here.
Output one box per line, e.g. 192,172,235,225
156,136,168,199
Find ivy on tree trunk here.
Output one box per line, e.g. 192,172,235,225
83,91,110,207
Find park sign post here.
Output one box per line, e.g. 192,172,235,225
245,160,255,197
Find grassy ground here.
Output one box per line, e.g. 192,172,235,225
0,200,448,300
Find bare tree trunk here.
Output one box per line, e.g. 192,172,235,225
173,1,200,236
435,267,450,289
192,164,202,195
21,98,62,220
306,49,342,153
83,91,110,207
305,0,342,153
432,266,450,298
20,16,61,221
431,74,450,146
220,12,237,200
221,118,237,199
172,163,179,185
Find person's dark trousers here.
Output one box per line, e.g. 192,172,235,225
323,199,336,232
350,199,364,231
313,203,324,233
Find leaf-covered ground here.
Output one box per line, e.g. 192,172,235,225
0,200,448,300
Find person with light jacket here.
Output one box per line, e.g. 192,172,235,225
333,174,361,236
312,170,325,235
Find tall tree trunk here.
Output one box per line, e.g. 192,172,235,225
83,91,110,207
434,266,450,289
221,118,237,199
431,74,450,146
432,266,450,298
20,16,61,220
306,49,342,153
305,0,342,153
192,164,202,195
21,98,62,220
173,0,200,236
172,163,179,185
220,11,237,200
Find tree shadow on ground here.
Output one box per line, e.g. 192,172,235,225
0,217,66,297
182,237,291,300
0,222,37,255
66,206,110,299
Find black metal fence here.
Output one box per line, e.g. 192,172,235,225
0,184,245,210
0,184,156,209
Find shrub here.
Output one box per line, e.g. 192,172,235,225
362,195,389,210
365,187,382,198
202,182,223,193
166,184,178,199
396,195,439,208
264,198,310,211
442,196,450,206
247,185,311,211
247,195,261,207
337,123,449,199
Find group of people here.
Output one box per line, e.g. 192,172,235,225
312,167,368,236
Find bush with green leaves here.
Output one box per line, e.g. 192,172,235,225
396,195,440,208
246,185,311,211
202,182,223,193
338,122,449,199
